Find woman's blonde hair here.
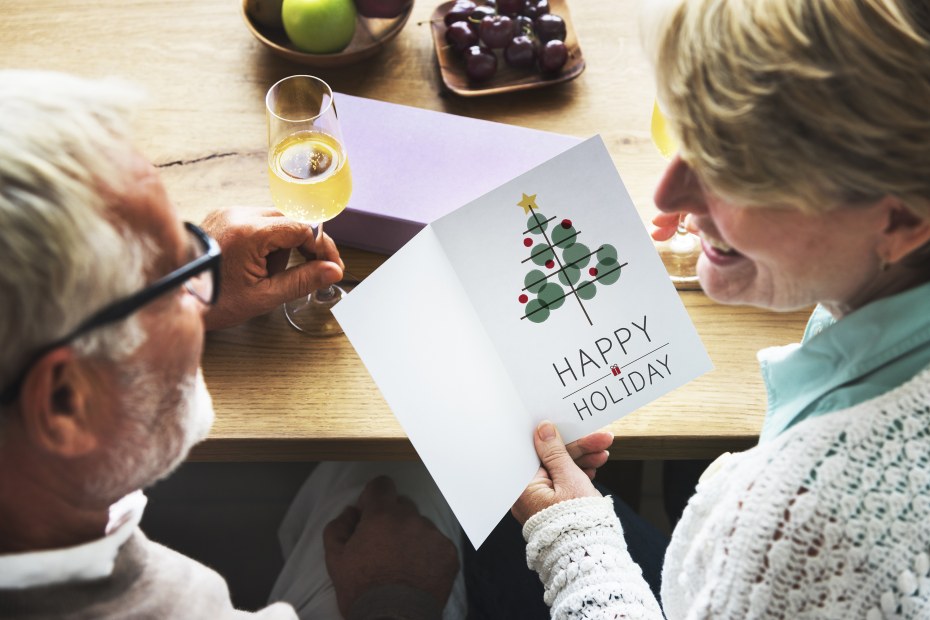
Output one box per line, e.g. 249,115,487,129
648,0,930,216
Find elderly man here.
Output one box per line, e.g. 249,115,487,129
0,70,461,618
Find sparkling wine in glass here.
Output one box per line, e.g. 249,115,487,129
651,100,701,289
266,75,352,335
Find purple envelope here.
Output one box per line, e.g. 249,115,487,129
326,94,581,254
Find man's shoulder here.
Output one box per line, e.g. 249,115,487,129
0,529,297,620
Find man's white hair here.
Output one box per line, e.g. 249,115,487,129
0,70,150,415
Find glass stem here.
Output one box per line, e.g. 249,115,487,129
313,221,337,301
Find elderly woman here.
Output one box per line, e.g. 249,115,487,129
501,0,930,618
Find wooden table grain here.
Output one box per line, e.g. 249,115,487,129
0,0,810,460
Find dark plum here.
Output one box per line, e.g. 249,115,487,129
534,13,566,42
443,0,476,26
463,45,498,81
479,15,516,49
504,35,537,69
445,21,479,53
538,39,568,73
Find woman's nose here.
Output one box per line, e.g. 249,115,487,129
654,154,707,216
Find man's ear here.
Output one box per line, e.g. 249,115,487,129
878,196,930,265
18,348,99,457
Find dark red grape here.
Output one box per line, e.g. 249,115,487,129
464,45,498,81
444,0,476,26
524,0,549,18
496,0,526,17
504,35,537,68
445,21,479,52
485,0,496,6
514,15,533,36
479,15,516,49
534,13,566,42
538,39,567,73
467,5,496,29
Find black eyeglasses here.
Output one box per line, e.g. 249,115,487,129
0,222,221,405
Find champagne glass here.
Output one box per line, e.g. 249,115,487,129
266,75,352,336
651,100,701,289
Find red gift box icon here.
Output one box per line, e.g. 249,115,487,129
610,364,621,376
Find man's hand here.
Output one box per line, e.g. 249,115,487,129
200,207,344,330
323,476,460,618
512,421,603,525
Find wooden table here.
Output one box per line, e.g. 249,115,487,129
0,0,810,460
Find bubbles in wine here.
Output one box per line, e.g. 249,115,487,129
278,141,336,180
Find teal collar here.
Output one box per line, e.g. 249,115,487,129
758,281,930,442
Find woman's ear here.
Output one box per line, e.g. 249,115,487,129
876,196,930,266
18,347,99,457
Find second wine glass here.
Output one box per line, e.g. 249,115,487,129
266,75,352,335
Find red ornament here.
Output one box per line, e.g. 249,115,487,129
523,238,533,247
545,259,555,269
519,294,528,304
561,219,572,229
589,267,598,276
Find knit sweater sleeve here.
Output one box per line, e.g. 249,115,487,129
523,496,665,619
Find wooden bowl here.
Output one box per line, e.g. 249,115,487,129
430,0,585,96
242,0,413,68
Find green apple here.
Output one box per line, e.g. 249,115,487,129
282,0,357,54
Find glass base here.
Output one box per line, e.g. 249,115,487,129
657,233,702,290
283,285,346,336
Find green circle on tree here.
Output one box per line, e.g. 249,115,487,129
563,243,591,269
525,299,549,323
531,244,554,266
551,224,577,248
559,265,580,286
597,261,621,285
526,213,549,235
524,269,547,293
597,244,618,265
577,280,597,300
538,282,566,310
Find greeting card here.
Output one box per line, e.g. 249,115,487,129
333,136,712,547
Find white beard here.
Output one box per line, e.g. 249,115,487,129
85,367,216,501
160,367,216,475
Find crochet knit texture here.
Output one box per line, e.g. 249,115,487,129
524,368,930,619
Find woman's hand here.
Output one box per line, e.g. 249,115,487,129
566,429,613,480
512,421,604,525
651,211,686,242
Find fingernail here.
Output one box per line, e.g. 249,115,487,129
538,421,555,440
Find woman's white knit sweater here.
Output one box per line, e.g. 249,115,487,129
524,368,930,619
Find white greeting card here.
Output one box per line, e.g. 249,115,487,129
333,136,712,547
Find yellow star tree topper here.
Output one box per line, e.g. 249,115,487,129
517,193,539,214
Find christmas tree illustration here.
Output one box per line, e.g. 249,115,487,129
518,193,626,325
